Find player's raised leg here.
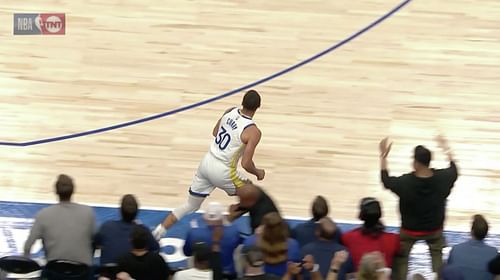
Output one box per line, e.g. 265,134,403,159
152,159,214,240
152,194,206,239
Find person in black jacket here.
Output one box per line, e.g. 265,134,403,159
228,184,279,233
379,135,458,279
117,226,170,280
489,254,500,275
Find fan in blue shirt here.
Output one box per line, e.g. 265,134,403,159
95,195,159,265
291,196,342,248
448,215,497,280
301,217,354,280
183,202,243,278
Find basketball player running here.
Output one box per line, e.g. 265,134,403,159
153,89,265,239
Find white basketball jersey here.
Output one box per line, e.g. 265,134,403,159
210,108,255,166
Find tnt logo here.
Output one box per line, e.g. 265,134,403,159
14,13,65,35
40,14,65,34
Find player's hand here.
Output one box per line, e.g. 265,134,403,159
256,169,265,180
379,137,392,158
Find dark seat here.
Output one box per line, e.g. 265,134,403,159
98,263,119,279
0,256,41,279
44,260,90,280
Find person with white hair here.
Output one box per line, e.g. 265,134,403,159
183,201,243,279
357,252,391,280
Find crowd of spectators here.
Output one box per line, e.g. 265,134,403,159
16,136,499,280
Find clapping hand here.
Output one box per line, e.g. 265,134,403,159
332,250,349,268
379,137,393,158
435,134,449,151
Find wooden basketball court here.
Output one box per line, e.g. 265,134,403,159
0,0,499,231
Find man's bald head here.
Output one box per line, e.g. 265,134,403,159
236,183,261,208
316,217,337,241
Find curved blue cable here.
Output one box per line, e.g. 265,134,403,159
0,0,412,147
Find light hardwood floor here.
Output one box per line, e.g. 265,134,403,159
0,0,499,231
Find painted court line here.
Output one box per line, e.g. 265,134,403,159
0,0,413,146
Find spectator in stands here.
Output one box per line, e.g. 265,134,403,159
229,184,280,233
441,265,464,280
284,255,323,280
326,250,350,280
301,217,354,280
117,225,170,280
341,197,399,270
174,243,213,280
292,196,342,248
379,135,458,279
24,174,96,269
489,254,500,276
357,252,391,280
95,194,159,265
448,214,497,280
183,202,242,279
175,224,225,280
243,212,301,277
239,245,280,280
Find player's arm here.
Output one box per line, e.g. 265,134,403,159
241,126,265,180
212,107,236,137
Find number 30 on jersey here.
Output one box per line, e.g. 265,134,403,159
215,126,231,150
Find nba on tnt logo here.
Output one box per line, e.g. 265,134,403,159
13,13,65,35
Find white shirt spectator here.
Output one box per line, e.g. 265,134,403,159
173,268,212,280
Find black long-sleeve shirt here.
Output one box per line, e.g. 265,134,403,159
489,254,500,274
381,161,458,231
238,186,279,233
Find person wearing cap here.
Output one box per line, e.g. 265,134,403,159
341,197,400,270
95,194,159,265
379,136,459,279
24,174,96,268
183,202,242,279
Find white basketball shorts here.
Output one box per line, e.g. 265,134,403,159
189,152,248,197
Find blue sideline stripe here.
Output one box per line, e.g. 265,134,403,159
0,0,413,147
1,200,499,275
